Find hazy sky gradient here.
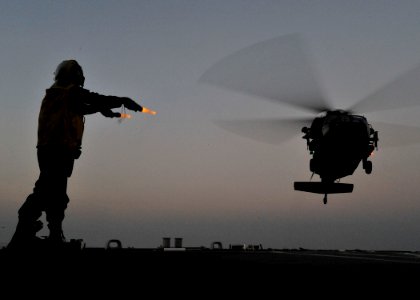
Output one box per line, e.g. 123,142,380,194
2,0,420,249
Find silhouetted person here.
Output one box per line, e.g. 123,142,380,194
8,60,143,249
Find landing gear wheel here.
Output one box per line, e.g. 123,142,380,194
364,161,372,174
310,159,316,173
323,194,327,205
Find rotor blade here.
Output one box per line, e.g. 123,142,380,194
349,64,420,114
199,34,332,114
371,121,420,148
214,117,313,145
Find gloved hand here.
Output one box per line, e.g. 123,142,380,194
100,109,121,118
123,98,143,112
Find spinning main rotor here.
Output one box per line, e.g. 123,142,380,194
199,34,420,147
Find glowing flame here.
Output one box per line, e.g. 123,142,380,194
119,113,132,119
142,106,157,115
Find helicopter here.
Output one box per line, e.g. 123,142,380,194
199,34,420,204
295,109,378,204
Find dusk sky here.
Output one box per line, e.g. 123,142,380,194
2,0,420,250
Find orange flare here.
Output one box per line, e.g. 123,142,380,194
120,113,132,119
142,106,157,115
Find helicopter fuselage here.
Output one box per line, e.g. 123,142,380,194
303,110,377,183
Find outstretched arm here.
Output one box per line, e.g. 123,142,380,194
80,89,143,115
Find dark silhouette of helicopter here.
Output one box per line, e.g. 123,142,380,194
296,109,378,204
199,34,420,204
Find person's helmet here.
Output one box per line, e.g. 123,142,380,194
54,59,85,86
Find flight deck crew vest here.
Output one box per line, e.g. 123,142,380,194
37,86,84,150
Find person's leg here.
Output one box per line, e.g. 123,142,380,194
8,148,74,249
45,192,69,243
39,148,74,243
7,182,45,249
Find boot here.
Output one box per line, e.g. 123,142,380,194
7,220,43,250
47,222,66,248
